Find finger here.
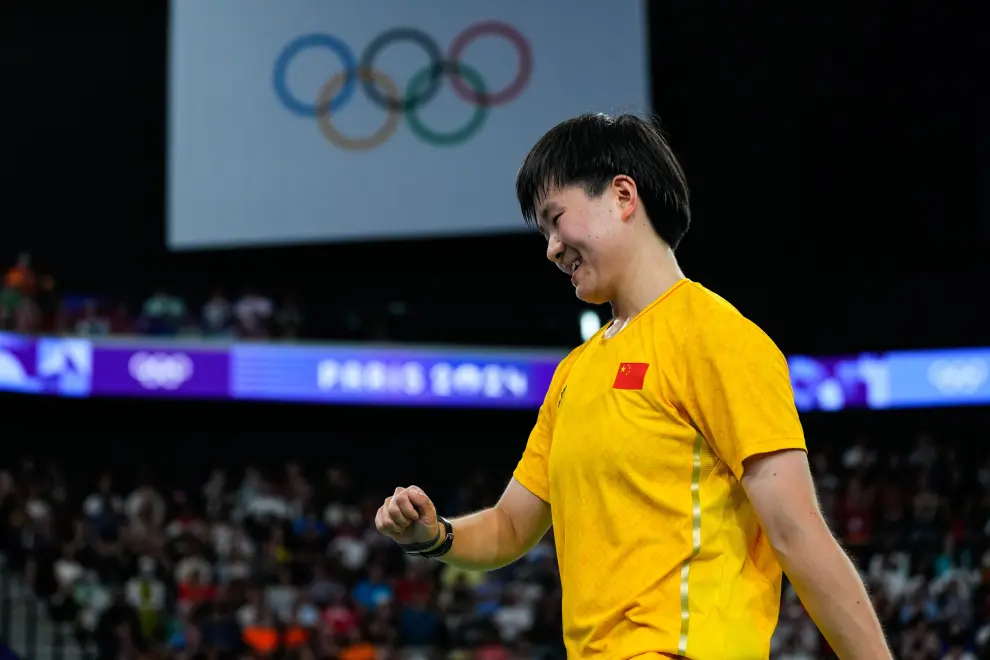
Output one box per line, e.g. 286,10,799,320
378,508,404,537
394,492,420,521
379,498,406,534
387,500,411,528
383,521,404,536
406,486,430,513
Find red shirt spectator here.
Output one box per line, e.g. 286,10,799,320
5,252,35,296
323,599,359,637
177,571,216,614
394,566,433,606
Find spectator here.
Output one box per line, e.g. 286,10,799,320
900,618,941,659
0,272,327,340
4,434,990,660
394,560,432,607
242,607,308,655
201,286,234,338
293,508,329,561
233,287,273,338
34,274,62,332
124,482,167,538
50,543,83,621
323,589,360,639
202,468,228,518
352,563,393,612
474,624,511,660
491,586,534,644
82,473,123,539
399,590,441,648
124,556,166,639
200,604,242,657
235,589,263,629
139,286,186,336
2,252,39,332
93,585,144,659
4,251,35,295
263,566,298,623
74,299,111,336
108,302,133,334
275,293,305,338
307,562,343,607
295,592,322,629
176,566,215,616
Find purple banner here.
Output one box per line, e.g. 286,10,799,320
788,354,877,412
90,346,230,398
3,332,988,412
231,344,559,409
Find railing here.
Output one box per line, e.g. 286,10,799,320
0,560,85,660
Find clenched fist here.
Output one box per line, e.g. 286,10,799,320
374,485,439,547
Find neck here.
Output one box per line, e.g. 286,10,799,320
609,239,685,324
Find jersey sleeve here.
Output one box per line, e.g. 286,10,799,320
512,348,582,503
681,308,807,480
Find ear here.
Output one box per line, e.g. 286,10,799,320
611,175,638,222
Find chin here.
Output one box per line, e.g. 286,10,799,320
574,285,609,305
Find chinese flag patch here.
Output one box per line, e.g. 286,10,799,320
613,362,649,390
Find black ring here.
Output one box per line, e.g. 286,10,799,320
359,27,445,112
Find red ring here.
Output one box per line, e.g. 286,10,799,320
448,21,533,107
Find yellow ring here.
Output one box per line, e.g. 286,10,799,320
315,68,401,151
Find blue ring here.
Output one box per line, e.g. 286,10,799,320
273,34,357,117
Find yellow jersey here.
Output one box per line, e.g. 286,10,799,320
513,279,806,660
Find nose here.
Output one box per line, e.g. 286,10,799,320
546,234,565,264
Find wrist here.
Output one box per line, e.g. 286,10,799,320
425,518,446,552
398,518,444,554
399,516,454,559
419,516,454,559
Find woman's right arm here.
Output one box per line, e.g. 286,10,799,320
375,478,551,572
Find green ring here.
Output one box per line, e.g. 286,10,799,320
405,62,489,146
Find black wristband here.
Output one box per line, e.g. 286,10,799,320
399,516,454,558
420,516,454,558
398,521,442,554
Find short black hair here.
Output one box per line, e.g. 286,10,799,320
515,113,691,249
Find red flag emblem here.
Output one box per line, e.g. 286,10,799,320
613,362,649,390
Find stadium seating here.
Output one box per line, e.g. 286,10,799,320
1,430,988,660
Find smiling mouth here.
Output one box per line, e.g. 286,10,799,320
570,259,583,282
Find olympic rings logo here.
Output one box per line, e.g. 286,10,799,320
927,358,988,395
272,22,533,151
128,352,195,390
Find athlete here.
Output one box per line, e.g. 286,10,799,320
375,113,890,659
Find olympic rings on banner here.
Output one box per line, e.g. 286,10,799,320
316,69,402,151
359,28,445,112
272,21,532,150
406,62,489,146
448,22,532,107
274,34,358,117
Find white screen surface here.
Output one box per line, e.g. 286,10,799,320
167,0,649,249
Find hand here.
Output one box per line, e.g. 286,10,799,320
374,485,439,547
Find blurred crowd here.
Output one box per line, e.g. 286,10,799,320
0,252,303,340
0,432,989,660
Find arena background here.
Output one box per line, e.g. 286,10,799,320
1,1,989,659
